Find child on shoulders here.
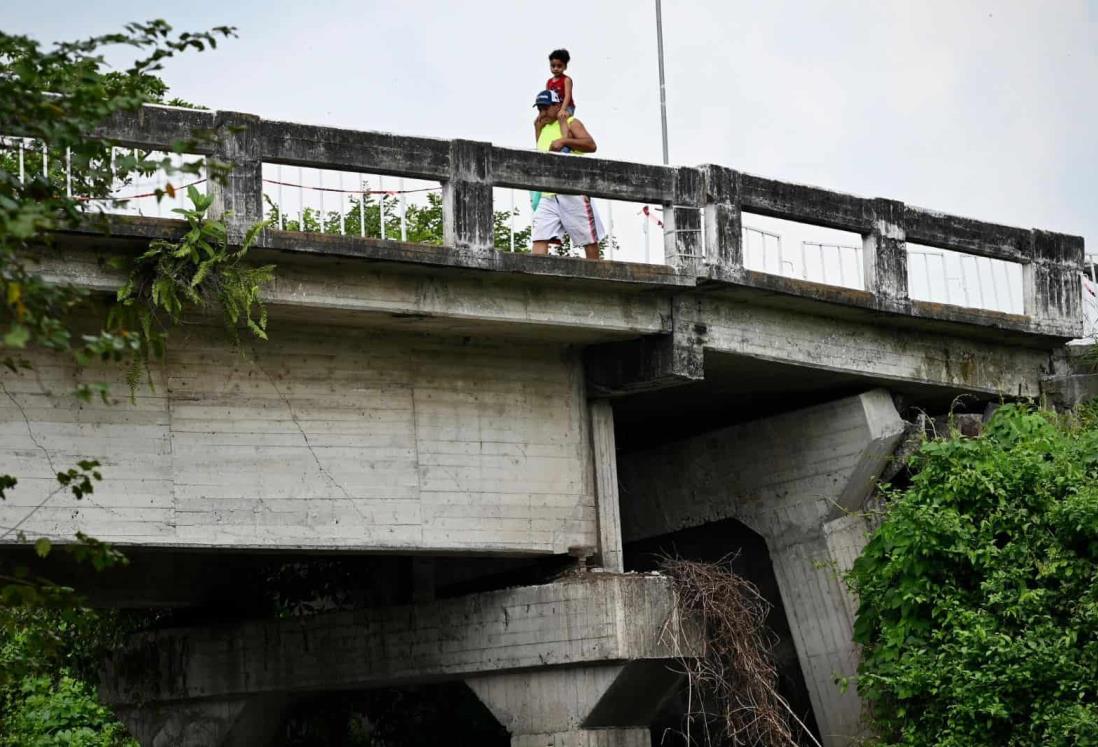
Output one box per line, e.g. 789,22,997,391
543,48,576,140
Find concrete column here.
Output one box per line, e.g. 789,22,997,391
700,164,743,273
469,662,680,747
590,399,623,571
663,166,703,273
619,389,906,746
115,694,285,747
768,532,863,741
209,111,263,241
443,139,494,252
863,198,909,312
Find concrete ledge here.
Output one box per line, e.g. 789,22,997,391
55,216,693,288
102,573,698,706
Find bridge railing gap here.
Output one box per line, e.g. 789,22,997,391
82,105,1084,338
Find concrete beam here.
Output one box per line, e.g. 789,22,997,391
258,119,451,181
28,243,674,343
905,205,1033,263
102,574,698,706
739,173,873,234
619,390,907,746
585,296,706,396
93,104,217,153
0,324,602,554
492,147,675,204
699,296,1052,397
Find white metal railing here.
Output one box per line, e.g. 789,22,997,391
261,165,648,262
0,136,206,217
261,163,438,241
743,225,864,290
1080,262,1098,339
907,245,1023,314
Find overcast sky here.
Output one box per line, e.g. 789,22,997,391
7,1,1097,257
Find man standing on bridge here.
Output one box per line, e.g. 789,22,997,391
531,89,607,260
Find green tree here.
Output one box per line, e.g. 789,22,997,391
849,404,1098,746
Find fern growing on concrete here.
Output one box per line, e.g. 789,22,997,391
108,186,273,391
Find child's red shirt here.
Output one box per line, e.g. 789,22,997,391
546,75,575,110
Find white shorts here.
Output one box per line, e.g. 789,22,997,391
532,194,606,247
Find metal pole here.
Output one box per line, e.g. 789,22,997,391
655,0,670,165
379,176,386,240
399,178,408,242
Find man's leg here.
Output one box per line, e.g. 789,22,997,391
560,195,606,261
531,197,562,255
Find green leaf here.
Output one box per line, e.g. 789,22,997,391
34,537,51,558
4,323,31,348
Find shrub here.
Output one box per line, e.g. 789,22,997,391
849,404,1098,746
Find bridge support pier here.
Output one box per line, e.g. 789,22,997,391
620,389,906,746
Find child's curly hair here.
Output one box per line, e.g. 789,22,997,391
549,48,570,64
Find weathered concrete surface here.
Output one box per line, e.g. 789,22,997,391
1042,345,1098,408
619,390,907,746
115,695,285,747
0,324,599,554
102,574,698,706
470,662,676,747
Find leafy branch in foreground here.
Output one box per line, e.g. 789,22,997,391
1,21,236,367
109,186,274,391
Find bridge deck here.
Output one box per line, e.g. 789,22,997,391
0,105,1082,555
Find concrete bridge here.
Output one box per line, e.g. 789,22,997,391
0,104,1085,746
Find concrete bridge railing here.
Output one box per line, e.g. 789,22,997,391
93,104,1084,341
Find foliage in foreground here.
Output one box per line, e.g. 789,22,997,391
0,675,136,747
849,404,1098,746
1,19,244,746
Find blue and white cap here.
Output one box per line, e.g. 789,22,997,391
533,89,562,107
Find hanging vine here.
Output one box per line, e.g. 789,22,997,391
105,186,274,391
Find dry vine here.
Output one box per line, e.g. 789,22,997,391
660,557,821,747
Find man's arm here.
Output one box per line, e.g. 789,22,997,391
534,113,551,144
549,117,596,153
